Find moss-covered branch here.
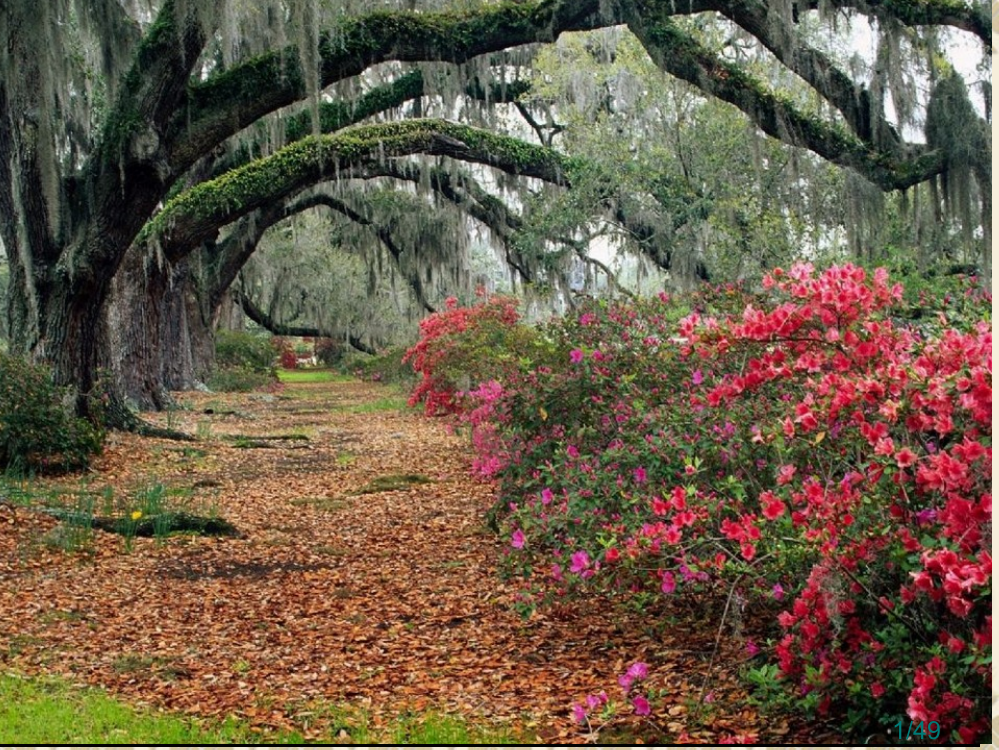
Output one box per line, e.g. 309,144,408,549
625,10,947,190
703,0,901,149
205,70,534,181
813,0,991,47
168,0,617,168
145,119,574,262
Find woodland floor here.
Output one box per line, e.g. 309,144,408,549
0,376,842,744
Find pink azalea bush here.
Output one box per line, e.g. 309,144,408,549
407,265,991,743
403,294,546,417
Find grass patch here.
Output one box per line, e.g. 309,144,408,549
389,712,518,744
334,395,410,413
289,496,350,512
226,433,311,449
0,672,301,744
352,473,432,495
278,369,353,384
0,673,521,744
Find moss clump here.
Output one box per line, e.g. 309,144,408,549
352,474,432,495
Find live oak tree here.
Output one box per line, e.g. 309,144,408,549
0,0,989,423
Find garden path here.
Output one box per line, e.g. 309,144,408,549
0,376,835,743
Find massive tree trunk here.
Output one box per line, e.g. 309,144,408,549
107,249,215,409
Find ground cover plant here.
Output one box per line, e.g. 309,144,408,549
408,264,992,744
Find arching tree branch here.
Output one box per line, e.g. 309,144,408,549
145,119,574,264
234,287,377,354
624,11,947,190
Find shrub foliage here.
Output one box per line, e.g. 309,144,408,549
0,352,104,473
407,267,992,743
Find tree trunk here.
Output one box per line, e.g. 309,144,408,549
107,249,218,410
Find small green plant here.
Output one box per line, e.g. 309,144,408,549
341,346,418,386
195,420,213,441
40,490,96,553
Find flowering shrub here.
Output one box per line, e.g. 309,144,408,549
403,295,548,416
420,266,991,742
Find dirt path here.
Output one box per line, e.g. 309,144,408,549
0,378,829,743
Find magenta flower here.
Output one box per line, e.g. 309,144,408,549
772,583,785,600
540,487,554,505
571,703,587,724
660,571,676,594
511,529,526,549
585,691,608,710
746,640,760,657
632,695,651,716
627,662,649,680
570,550,591,573
692,369,703,385
570,348,585,364
634,466,647,483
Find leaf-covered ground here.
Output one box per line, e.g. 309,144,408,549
0,378,841,743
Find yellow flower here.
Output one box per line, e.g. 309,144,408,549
131,510,142,520
539,406,548,421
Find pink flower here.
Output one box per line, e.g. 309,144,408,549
746,640,760,657
511,529,526,549
570,348,585,364
692,369,703,385
772,583,785,600
777,464,796,485
660,571,676,593
585,691,608,710
571,703,587,724
632,694,651,716
570,550,591,573
634,466,647,483
540,487,554,505
627,662,649,680
895,447,918,468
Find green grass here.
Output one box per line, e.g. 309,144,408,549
277,369,354,384
0,673,521,744
334,395,410,413
352,473,432,495
0,673,301,743
289,495,350,511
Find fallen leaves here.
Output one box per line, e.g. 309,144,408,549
0,379,838,744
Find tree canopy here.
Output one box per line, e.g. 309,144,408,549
0,0,990,417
